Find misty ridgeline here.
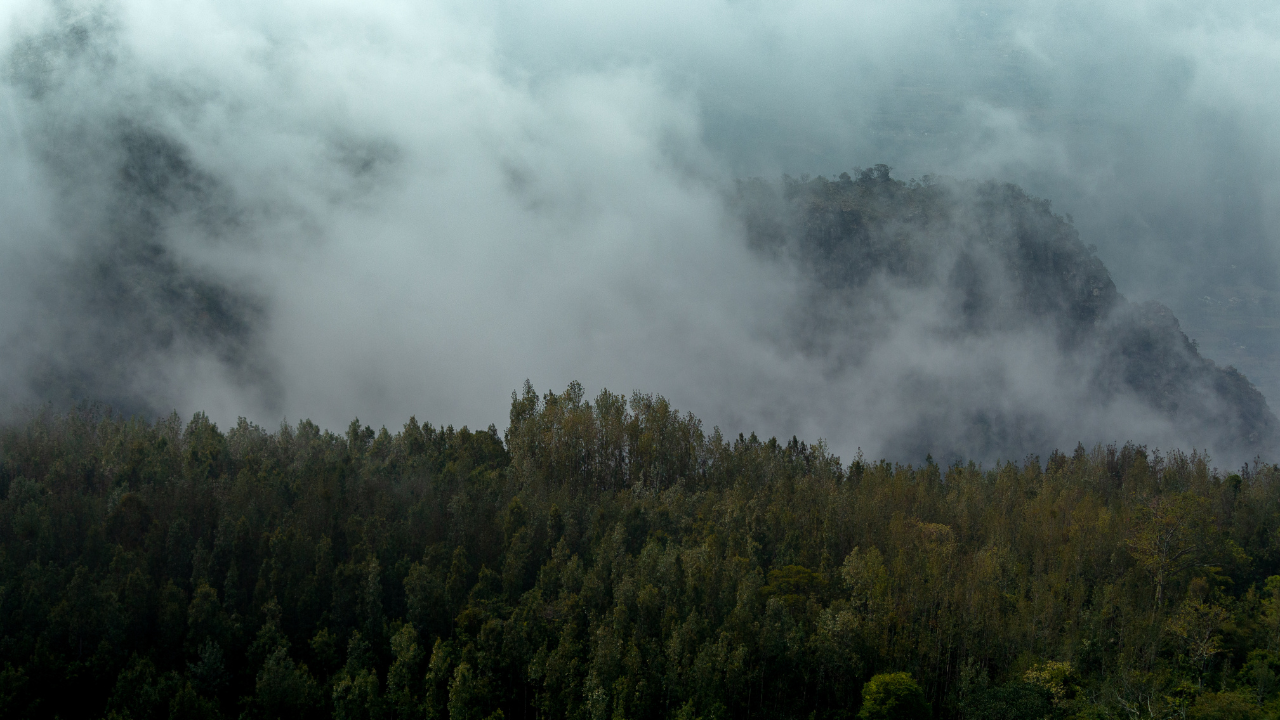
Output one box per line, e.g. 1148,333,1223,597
738,167,1278,464
3,1,1276,466
10,6,1280,720
4,169,1280,719
4,101,1277,465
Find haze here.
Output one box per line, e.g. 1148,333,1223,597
2,0,1278,465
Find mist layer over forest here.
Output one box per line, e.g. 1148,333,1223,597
3,0,1280,464
8,4,1280,717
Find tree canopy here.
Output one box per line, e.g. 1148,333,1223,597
2,383,1280,718
859,672,930,720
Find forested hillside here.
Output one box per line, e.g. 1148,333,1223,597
738,168,1277,463
4,383,1280,719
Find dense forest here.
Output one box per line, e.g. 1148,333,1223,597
738,168,1277,463
4,383,1280,719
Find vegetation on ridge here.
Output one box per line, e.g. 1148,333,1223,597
3,383,1280,718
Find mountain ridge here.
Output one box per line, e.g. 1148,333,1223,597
738,166,1277,462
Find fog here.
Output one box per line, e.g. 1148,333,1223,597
2,0,1279,465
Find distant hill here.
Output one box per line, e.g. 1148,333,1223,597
738,166,1277,462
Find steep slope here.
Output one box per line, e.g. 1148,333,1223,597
739,166,1276,461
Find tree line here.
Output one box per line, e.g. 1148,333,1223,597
2,381,1280,719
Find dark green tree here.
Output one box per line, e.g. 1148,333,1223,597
859,673,930,720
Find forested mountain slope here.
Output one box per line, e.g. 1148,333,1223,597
3,388,1280,719
738,168,1277,463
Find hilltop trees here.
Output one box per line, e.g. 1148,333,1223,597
2,384,1280,718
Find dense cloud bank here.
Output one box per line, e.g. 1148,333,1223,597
1,0,1278,465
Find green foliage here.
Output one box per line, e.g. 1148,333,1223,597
254,646,319,719
384,624,422,718
2,391,1280,719
960,682,1051,720
1187,691,1264,720
859,672,930,720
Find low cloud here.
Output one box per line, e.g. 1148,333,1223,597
2,0,1278,467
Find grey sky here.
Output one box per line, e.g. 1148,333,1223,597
2,0,1278,465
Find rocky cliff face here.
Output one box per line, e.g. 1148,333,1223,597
740,166,1276,463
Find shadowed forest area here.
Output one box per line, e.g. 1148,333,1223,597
4,383,1280,719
